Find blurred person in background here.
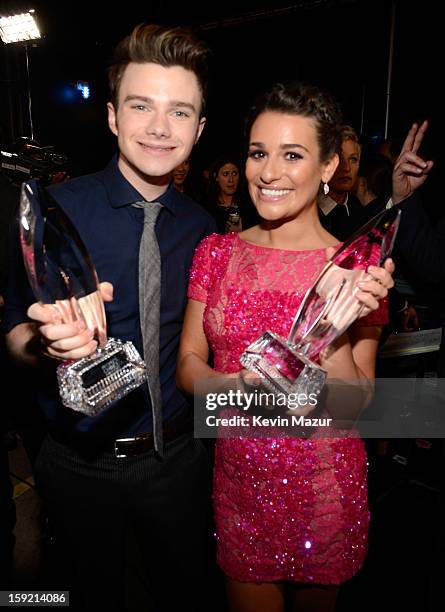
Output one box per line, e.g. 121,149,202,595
172,158,191,193
318,124,365,240
205,153,258,233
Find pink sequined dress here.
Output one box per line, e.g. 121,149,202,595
188,233,387,584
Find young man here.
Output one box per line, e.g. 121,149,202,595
4,24,216,611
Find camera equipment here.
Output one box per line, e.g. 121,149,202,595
0,138,68,184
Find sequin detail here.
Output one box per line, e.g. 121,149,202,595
188,232,387,584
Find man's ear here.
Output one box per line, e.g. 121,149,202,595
107,102,118,136
195,116,206,144
321,153,339,184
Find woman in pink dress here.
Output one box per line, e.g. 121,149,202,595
177,82,394,612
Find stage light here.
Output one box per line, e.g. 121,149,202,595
0,10,41,44
0,10,41,139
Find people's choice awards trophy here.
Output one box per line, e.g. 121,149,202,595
19,181,146,416
240,208,400,398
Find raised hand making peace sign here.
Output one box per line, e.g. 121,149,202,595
392,120,434,204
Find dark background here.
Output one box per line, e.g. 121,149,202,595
0,0,440,186
0,6,441,608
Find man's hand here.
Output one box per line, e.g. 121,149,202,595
392,121,434,204
27,282,114,361
401,304,420,332
225,218,243,233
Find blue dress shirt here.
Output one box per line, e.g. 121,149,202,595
4,157,216,441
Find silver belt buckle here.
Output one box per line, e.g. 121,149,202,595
114,435,137,458
114,433,152,458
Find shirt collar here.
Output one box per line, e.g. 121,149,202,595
102,155,178,215
318,192,349,216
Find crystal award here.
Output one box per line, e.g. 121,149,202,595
19,180,146,416
240,207,401,398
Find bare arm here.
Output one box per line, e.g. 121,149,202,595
177,299,230,395
320,325,381,380
319,324,381,423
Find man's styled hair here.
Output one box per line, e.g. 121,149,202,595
108,23,209,116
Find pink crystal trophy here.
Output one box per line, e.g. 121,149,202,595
19,181,146,416
240,208,400,397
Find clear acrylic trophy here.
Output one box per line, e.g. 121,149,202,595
19,181,146,416
240,208,401,398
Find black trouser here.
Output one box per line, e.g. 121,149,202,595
34,432,215,611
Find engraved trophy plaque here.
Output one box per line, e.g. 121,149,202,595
240,208,400,398
19,180,146,416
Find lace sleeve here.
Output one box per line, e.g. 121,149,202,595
356,295,389,326
187,233,221,304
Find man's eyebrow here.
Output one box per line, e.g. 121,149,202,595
123,95,196,113
169,100,197,113
123,95,153,103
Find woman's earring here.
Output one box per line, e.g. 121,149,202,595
323,182,330,195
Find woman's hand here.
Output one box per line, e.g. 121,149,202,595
324,247,395,317
238,369,317,417
355,258,395,317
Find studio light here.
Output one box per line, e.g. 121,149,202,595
0,10,41,139
0,10,41,44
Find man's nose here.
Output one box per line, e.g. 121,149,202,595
146,112,171,139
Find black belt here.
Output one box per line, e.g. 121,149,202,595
51,411,193,459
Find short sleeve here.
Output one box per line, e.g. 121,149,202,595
187,233,221,304
355,295,389,327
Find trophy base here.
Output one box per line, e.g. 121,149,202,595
240,331,327,397
57,338,146,416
